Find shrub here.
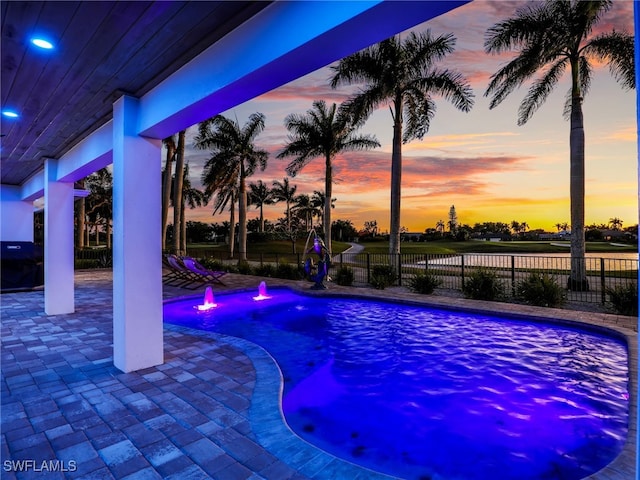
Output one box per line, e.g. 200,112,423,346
462,267,504,301
517,272,565,307
408,271,441,295
370,265,397,290
253,264,276,277
334,266,355,286
75,259,99,270
198,258,227,272
275,262,302,280
97,251,112,268
606,283,638,316
237,261,253,275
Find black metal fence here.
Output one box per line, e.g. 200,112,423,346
190,250,637,306
327,252,637,305
77,248,637,306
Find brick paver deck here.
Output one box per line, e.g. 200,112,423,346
1,269,636,479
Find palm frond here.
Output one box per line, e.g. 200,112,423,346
403,92,436,142
485,44,549,109
518,58,567,125
584,31,635,90
405,30,456,71
484,2,549,54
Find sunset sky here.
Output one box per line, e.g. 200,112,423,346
177,0,637,234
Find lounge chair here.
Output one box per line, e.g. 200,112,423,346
164,254,204,289
181,257,226,286
162,254,185,285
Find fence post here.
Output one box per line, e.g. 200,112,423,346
366,253,371,284
511,255,516,297
260,252,263,267
424,254,428,272
340,253,343,268
600,258,606,305
297,253,301,266
461,255,465,289
397,253,402,286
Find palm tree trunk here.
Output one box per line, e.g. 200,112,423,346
389,98,403,258
77,199,85,248
162,140,175,251
173,131,186,255
180,200,187,254
228,201,236,259
77,180,85,249
238,164,247,262
324,154,333,254
568,94,588,290
259,205,264,232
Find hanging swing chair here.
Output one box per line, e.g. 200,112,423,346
302,228,331,289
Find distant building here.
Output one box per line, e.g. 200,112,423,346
470,233,511,242
538,231,571,241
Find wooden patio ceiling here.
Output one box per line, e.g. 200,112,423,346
0,1,270,186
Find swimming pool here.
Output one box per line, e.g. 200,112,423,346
163,288,629,480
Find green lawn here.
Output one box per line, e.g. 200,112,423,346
187,240,353,258
357,240,637,255
188,239,635,258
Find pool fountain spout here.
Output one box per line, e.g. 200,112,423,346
253,281,271,301
196,286,217,311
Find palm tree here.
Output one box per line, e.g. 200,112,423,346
331,31,474,257
179,163,209,253
195,113,268,262
161,135,177,250
271,177,297,232
484,0,634,290
197,135,240,257
209,182,239,257
277,100,379,254
85,168,113,247
311,190,336,233
608,217,623,231
248,180,274,232
292,194,318,231
75,179,86,248
172,131,186,254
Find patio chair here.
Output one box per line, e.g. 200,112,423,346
162,254,185,285
181,257,227,286
164,254,205,289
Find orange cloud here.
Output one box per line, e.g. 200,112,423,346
603,126,636,143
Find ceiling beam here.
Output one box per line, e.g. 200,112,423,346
138,0,469,139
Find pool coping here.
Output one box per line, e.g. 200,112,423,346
165,284,637,480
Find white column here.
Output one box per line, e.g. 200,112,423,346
44,159,75,314
0,185,33,241
112,95,163,373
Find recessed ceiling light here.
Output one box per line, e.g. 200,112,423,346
2,110,19,118
31,38,54,50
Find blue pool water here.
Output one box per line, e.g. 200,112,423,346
163,288,629,480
